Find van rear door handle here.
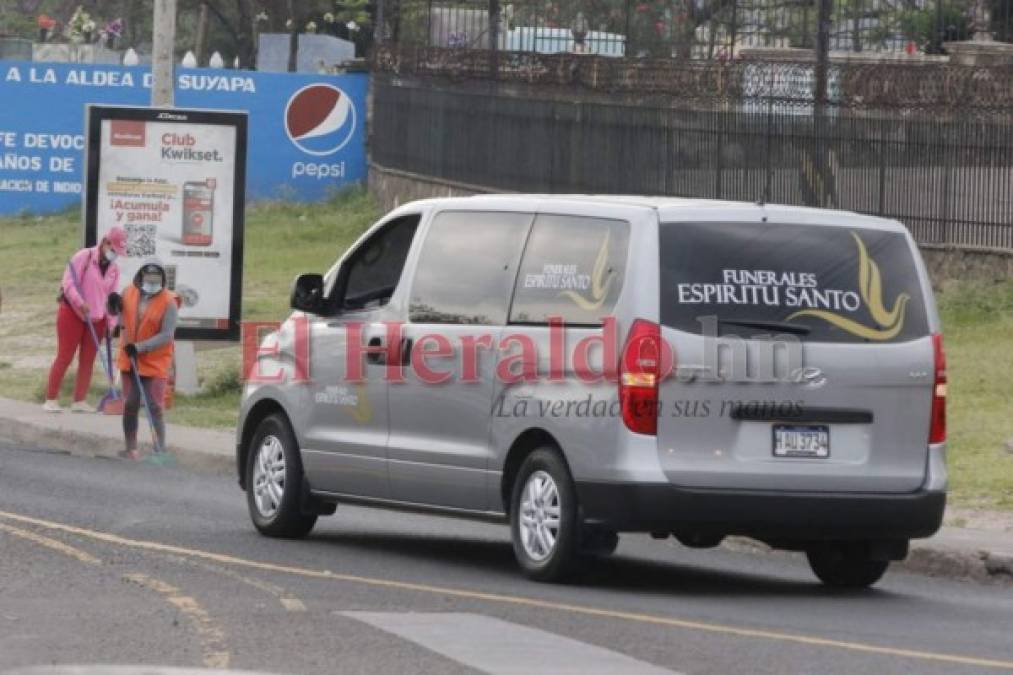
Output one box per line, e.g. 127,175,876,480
400,337,413,366
367,336,385,365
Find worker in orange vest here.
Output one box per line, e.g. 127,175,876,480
116,259,180,460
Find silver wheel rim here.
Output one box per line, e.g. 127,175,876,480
519,470,561,562
252,435,286,519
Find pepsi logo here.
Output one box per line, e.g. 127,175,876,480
284,83,357,156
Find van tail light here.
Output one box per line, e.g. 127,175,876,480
619,319,663,435
929,332,946,444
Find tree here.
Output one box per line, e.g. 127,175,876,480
0,0,150,46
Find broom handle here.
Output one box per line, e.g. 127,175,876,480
105,334,119,399
129,354,162,454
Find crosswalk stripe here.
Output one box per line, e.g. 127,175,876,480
342,611,679,675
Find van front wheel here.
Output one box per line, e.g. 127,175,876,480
246,413,317,539
806,543,890,589
510,448,581,582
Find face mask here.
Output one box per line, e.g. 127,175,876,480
141,280,162,295
104,249,117,263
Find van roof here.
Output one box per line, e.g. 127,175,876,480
395,194,908,233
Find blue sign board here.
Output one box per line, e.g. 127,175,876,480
0,60,367,215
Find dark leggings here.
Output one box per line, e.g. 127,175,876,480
121,371,167,451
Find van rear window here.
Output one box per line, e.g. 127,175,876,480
659,222,929,343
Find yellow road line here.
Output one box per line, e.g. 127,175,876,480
124,573,231,669
0,520,232,667
1,509,1010,671
0,522,101,565
166,553,307,613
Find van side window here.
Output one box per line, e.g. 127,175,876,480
509,215,630,326
332,215,420,312
409,211,533,325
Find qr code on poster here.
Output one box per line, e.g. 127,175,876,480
125,223,156,257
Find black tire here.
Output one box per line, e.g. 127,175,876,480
510,448,582,582
806,543,890,589
245,413,317,538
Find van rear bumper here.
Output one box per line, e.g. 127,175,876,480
575,482,946,540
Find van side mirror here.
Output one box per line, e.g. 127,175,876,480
290,273,324,314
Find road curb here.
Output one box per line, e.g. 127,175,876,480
0,414,233,474
903,546,1013,584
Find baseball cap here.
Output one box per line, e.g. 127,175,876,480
105,226,127,256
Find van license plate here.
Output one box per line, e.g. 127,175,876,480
773,425,830,458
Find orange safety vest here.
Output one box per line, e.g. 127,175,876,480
117,285,179,378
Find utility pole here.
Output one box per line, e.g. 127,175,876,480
489,0,500,79
287,0,299,73
813,0,832,106
195,2,210,66
375,0,385,45
151,0,177,107
152,0,201,394
807,0,837,209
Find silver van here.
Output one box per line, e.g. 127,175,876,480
236,196,947,588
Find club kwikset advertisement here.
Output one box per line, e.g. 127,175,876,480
84,106,247,340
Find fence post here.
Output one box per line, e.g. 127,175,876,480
764,66,774,203
878,118,887,216
375,0,385,45
664,110,673,195
715,112,724,199
814,0,831,105
489,0,500,79
729,0,738,54
941,123,954,245
811,0,835,208
625,0,634,57
426,0,433,47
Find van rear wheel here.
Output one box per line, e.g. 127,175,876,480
806,543,890,589
510,448,582,582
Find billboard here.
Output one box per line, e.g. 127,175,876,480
0,61,367,215
84,106,247,341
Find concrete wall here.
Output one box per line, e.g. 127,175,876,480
0,38,31,60
368,162,500,212
368,161,1012,285
32,43,121,64
920,246,1013,287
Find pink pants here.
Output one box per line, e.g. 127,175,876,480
46,301,107,401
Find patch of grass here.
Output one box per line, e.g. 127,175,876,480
242,188,379,321
169,388,243,430
936,280,1013,510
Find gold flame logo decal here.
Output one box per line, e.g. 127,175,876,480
787,232,910,341
559,231,614,311
346,383,372,424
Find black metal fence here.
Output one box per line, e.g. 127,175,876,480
383,0,1013,58
372,76,1013,249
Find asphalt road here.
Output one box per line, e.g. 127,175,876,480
1,440,1011,675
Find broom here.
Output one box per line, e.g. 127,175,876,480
100,332,124,414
